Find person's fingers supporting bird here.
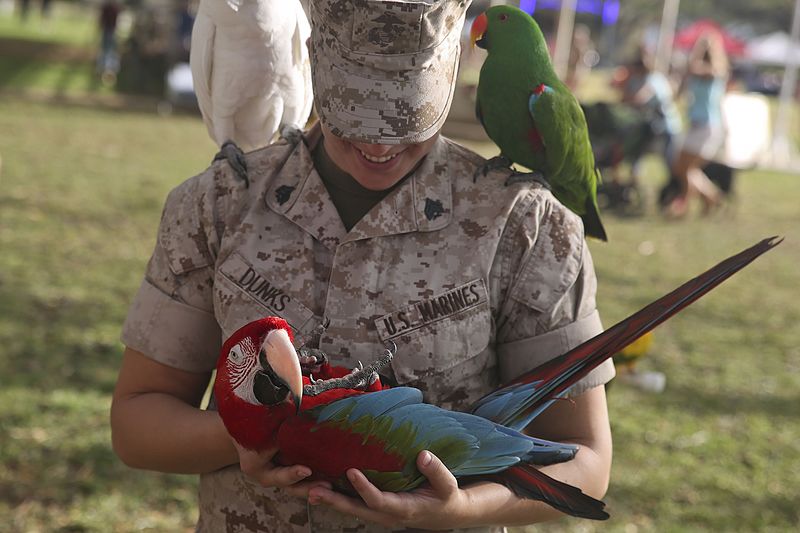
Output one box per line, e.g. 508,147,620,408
234,442,312,489
307,450,469,528
416,449,460,497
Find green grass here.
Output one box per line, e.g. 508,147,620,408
579,168,800,532
0,1,98,48
0,96,215,532
2,96,799,532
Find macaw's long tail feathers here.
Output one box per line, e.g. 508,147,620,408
499,464,609,520
582,195,607,242
472,236,782,429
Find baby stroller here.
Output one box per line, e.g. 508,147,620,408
582,102,735,214
581,102,660,216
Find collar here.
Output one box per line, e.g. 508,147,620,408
266,126,453,250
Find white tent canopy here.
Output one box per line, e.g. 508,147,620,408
745,31,800,66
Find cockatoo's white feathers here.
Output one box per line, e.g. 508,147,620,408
190,0,313,152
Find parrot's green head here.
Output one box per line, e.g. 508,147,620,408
470,6,552,66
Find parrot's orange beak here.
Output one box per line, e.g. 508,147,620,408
470,13,488,48
261,328,304,413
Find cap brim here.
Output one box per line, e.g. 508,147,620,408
311,33,460,145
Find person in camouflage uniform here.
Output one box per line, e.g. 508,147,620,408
111,1,614,531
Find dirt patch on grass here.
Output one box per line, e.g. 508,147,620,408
0,37,94,63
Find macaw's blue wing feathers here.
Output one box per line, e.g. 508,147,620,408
469,382,544,431
317,388,579,477
316,387,422,422
492,424,580,465
472,237,783,429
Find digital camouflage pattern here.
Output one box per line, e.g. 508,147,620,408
309,0,471,144
121,126,614,532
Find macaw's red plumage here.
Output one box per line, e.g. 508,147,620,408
214,317,609,520
214,316,387,450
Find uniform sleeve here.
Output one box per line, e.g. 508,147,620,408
121,175,222,373
494,190,615,397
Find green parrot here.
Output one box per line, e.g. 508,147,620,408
470,5,607,241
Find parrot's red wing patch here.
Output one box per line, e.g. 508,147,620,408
276,416,406,480
527,127,545,152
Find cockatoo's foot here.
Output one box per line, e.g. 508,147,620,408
473,154,514,182
298,347,328,377
504,169,551,189
214,141,249,188
279,124,304,145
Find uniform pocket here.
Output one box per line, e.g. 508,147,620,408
374,279,492,383
214,253,316,337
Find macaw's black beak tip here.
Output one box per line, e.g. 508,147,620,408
476,36,488,50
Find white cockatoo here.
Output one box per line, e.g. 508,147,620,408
190,0,313,186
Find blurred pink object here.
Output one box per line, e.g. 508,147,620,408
674,19,746,56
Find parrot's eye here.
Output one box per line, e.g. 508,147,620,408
229,346,244,364
498,13,508,21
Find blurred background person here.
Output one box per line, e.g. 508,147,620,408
172,0,195,64
620,47,683,186
97,0,123,84
667,32,729,218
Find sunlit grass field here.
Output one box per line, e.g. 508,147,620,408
2,3,799,531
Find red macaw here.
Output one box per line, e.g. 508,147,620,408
214,317,608,520
214,237,780,522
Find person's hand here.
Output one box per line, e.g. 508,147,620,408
307,450,472,530
234,441,331,498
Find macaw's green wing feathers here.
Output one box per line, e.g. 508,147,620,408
471,236,782,430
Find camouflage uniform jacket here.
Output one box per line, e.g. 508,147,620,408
121,130,615,533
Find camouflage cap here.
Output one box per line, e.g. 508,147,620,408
309,0,472,145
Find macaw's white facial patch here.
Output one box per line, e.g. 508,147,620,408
228,335,260,404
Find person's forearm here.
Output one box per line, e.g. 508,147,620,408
457,444,610,528
111,392,238,474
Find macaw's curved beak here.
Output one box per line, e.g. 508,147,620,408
255,328,303,413
470,13,488,49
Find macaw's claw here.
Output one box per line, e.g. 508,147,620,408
504,170,551,189
214,141,249,188
280,124,304,145
474,154,514,183
303,341,396,396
